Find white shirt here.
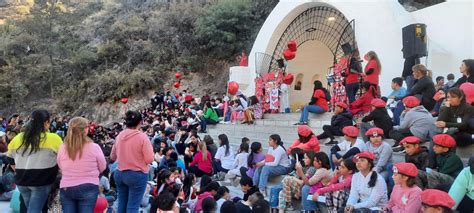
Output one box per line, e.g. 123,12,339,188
265,145,290,167
215,146,235,170
233,152,249,169
337,138,367,155
347,171,388,209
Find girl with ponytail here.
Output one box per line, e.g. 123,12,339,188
345,152,388,212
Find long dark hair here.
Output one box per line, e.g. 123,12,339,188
218,134,230,156
462,59,474,75
213,186,229,201
298,133,314,144
314,152,331,170
361,81,376,97
124,110,142,128
183,173,196,201
19,110,50,156
269,134,286,152
342,159,357,174
248,142,262,168
448,87,466,104
366,159,378,188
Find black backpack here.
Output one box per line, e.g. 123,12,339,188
323,89,331,101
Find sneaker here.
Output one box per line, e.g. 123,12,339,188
325,140,339,146
393,146,405,152
286,203,295,211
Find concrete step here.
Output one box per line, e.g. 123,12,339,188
263,113,333,121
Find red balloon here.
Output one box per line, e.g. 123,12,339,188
120,97,128,104
174,82,180,89
287,40,297,52
228,81,239,95
283,73,294,85
175,72,182,79
283,49,296,60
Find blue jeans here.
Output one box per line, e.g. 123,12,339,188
299,105,325,123
346,83,359,103
329,153,342,171
200,118,218,131
60,183,99,213
17,184,52,213
114,170,148,213
392,101,405,126
405,75,414,94
253,165,290,190
301,184,319,211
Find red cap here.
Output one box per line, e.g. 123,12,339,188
400,136,421,145
393,162,418,177
342,126,359,138
354,152,375,161
365,127,384,137
335,102,348,109
402,96,421,108
94,196,108,213
433,134,456,148
421,189,456,208
297,125,313,137
460,82,474,105
370,98,386,108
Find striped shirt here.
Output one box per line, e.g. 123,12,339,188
7,132,63,186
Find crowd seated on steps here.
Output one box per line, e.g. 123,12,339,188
0,58,473,213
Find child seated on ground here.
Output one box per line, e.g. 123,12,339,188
384,163,422,213
202,197,217,213
317,102,353,145
386,77,407,111
329,126,367,170
312,159,357,213
359,98,393,142
420,134,463,190
194,182,220,213
421,189,456,213
301,152,332,212
225,142,249,180
365,128,393,185
241,142,265,179
240,176,259,201
214,186,231,213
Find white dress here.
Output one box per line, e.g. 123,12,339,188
280,83,290,112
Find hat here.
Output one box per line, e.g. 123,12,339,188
365,128,384,137
402,96,421,108
342,126,359,138
297,125,313,137
94,196,108,213
421,189,456,209
393,162,418,177
335,102,348,109
354,152,375,161
370,98,386,108
460,82,474,105
400,136,421,145
432,134,456,148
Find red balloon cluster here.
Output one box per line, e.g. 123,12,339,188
228,81,239,95
120,97,128,104
283,40,297,61
283,73,294,85
174,81,181,89
175,72,182,79
174,72,182,89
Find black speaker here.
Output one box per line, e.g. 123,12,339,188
402,23,427,59
341,43,353,55
277,58,285,68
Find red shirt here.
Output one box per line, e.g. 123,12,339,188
364,59,380,85
313,89,329,112
346,71,359,84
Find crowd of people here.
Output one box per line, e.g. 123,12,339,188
0,57,472,213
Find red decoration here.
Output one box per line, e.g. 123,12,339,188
120,97,128,104
239,53,248,67
175,72,182,79
282,73,294,85
174,82,181,89
287,40,297,52
283,49,296,60
228,81,239,95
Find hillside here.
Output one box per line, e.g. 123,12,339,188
0,0,278,122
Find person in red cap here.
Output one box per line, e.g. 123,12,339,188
349,81,376,116
384,162,422,213
400,136,430,171
389,95,434,152
329,126,367,170
359,98,393,142
316,101,353,145
436,87,474,147
365,128,394,187
288,125,321,155
346,152,388,212
421,189,456,213
421,134,463,190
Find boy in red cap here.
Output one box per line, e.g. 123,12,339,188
421,134,463,189
400,136,430,171
317,102,353,145
359,98,393,142
389,96,434,152
421,189,455,213
384,162,422,213
329,126,367,170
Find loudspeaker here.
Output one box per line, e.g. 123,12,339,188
402,23,427,59
341,43,352,55
277,58,285,68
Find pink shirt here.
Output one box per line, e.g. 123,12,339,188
385,185,422,213
111,128,154,173
190,151,212,174
57,142,106,188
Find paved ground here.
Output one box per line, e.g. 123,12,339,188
0,201,10,212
